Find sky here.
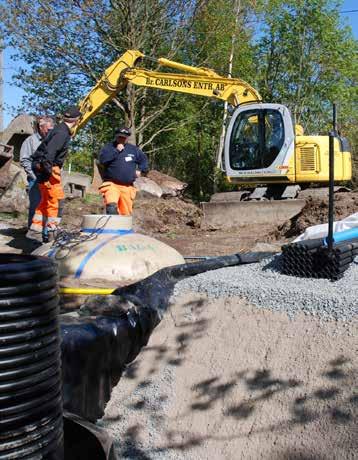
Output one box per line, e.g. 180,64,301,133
1,0,358,128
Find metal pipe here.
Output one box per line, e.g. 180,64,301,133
183,256,214,260
327,103,337,252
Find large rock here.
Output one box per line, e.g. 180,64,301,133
0,144,14,188
0,163,28,213
134,176,163,198
147,170,187,197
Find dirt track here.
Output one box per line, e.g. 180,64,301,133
102,294,357,460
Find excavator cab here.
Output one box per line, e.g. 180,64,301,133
224,102,352,189
224,103,296,185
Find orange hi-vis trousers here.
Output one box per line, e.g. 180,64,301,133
99,181,137,216
30,166,65,234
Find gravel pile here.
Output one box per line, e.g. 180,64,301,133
173,256,358,321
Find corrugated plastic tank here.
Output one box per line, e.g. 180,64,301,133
33,215,185,288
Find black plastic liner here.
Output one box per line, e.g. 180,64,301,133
60,251,274,422
0,254,63,460
63,412,118,460
281,238,358,280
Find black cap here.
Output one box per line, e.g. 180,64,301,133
115,127,131,137
63,105,81,119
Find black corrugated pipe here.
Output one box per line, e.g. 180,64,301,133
0,254,63,460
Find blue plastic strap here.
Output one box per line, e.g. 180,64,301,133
81,228,134,235
74,234,127,278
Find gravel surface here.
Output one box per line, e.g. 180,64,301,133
173,256,358,321
101,294,357,460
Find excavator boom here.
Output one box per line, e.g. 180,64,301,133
123,68,261,106
74,50,261,134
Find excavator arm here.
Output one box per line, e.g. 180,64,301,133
74,50,261,134
75,50,145,134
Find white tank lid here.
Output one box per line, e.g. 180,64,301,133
81,215,133,233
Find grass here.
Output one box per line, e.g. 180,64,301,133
165,231,177,239
83,193,102,205
0,212,19,220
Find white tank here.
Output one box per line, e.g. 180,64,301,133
33,215,185,288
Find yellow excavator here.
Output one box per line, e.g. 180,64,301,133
73,50,352,227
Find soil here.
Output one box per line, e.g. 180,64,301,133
0,191,357,257
270,191,358,240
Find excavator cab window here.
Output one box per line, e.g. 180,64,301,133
229,109,284,170
339,136,351,153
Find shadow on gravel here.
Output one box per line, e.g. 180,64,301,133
153,355,356,455
224,369,301,421
262,254,283,273
116,424,152,460
0,227,42,253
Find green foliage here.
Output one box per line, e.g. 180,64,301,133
255,0,358,134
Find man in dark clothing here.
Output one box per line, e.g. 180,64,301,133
28,105,81,242
20,116,55,228
99,127,148,215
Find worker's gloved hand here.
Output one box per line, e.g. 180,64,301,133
33,161,43,173
34,159,53,183
41,160,53,179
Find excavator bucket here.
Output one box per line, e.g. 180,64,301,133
201,192,306,229
0,114,36,213
0,143,14,189
1,114,35,159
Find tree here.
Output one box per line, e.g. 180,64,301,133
145,0,258,199
0,0,258,198
0,0,206,147
255,0,358,135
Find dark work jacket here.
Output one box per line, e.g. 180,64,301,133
99,142,149,185
32,122,72,168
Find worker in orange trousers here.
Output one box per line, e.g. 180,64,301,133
28,106,81,242
99,127,148,216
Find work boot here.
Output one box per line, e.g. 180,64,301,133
106,203,118,215
25,229,43,243
43,230,57,244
